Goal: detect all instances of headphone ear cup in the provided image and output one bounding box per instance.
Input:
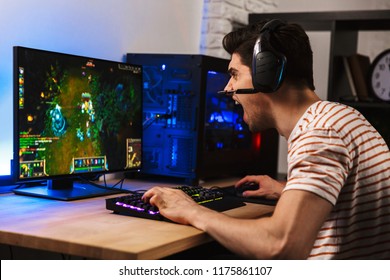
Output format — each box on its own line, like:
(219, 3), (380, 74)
(252, 49), (286, 93)
(252, 19), (287, 93)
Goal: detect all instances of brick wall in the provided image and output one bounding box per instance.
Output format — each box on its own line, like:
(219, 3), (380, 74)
(200, 0), (278, 58)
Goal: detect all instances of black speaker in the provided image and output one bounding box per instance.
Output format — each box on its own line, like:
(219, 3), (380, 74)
(252, 19), (287, 93)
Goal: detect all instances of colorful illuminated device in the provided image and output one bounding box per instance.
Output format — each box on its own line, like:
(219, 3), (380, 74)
(13, 47), (143, 200)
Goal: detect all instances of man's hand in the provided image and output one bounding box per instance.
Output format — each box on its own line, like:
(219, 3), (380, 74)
(235, 175), (286, 200)
(142, 187), (202, 225)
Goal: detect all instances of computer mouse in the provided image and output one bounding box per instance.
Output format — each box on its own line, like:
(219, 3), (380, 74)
(235, 182), (259, 197)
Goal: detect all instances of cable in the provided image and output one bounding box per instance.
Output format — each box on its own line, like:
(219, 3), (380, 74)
(143, 113), (172, 130)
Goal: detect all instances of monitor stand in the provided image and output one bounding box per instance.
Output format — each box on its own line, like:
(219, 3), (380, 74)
(13, 178), (122, 201)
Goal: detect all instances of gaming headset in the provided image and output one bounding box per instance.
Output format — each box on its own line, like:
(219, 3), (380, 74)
(252, 19), (287, 93)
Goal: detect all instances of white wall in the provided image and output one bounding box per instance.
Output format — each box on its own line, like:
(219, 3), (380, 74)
(201, 0), (277, 58)
(0, 0), (203, 175)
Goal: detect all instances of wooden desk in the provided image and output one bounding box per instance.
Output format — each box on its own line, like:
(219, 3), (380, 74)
(0, 178), (274, 259)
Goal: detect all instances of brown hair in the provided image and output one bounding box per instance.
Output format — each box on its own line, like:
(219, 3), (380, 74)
(222, 19), (315, 90)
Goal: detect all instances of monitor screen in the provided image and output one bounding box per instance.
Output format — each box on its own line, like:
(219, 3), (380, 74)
(13, 46), (143, 200)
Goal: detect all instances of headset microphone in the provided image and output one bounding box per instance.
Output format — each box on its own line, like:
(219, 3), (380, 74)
(217, 88), (258, 96)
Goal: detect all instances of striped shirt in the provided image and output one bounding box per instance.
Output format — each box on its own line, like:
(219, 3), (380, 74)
(284, 101), (390, 259)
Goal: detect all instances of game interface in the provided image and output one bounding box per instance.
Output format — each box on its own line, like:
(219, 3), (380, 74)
(16, 47), (143, 179)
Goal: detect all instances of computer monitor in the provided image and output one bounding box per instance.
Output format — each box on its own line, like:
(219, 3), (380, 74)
(13, 46), (143, 200)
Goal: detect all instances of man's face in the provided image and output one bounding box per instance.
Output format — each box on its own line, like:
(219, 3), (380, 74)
(224, 53), (273, 132)
(224, 53), (253, 92)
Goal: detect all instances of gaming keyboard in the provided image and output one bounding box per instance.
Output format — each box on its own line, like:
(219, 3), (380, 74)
(105, 185), (245, 222)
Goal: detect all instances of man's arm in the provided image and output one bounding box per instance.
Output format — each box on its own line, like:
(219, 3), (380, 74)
(143, 187), (333, 259)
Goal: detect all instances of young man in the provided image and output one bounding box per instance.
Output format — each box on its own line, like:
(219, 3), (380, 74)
(143, 20), (390, 259)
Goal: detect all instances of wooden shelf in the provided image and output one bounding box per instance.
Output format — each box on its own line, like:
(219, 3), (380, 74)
(249, 10), (390, 31)
(341, 101), (390, 109)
